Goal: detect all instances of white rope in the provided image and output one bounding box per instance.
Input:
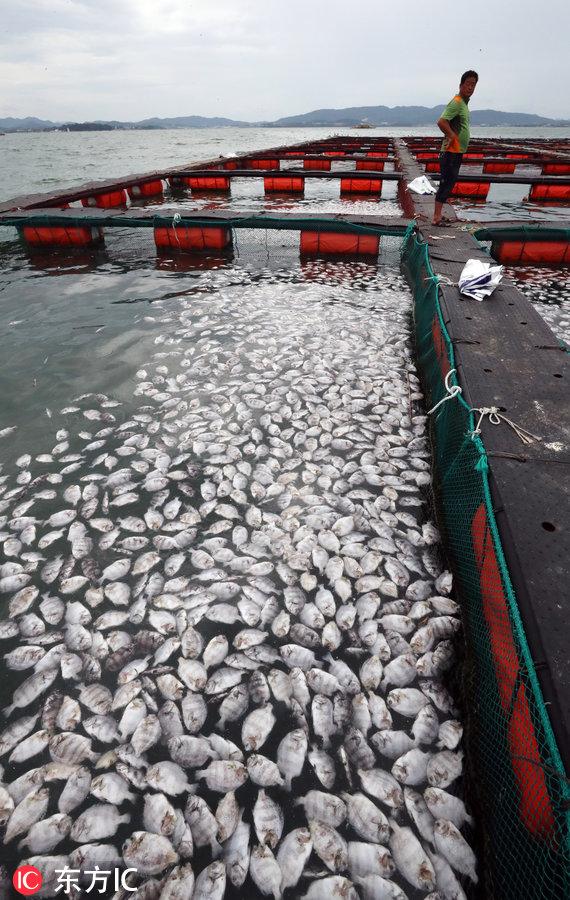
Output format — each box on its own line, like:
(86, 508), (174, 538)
(422, 274), (455, 286)
(427, 368), (462, 415)
(172, 213), (182, 248)
(470, 406), (541, 445)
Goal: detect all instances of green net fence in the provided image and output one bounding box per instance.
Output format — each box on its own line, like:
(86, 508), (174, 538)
(473, 224), (570, 244)
(401, 229), (570, 899)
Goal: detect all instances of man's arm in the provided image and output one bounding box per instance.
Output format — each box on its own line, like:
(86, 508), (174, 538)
(437, 117), (457, 150)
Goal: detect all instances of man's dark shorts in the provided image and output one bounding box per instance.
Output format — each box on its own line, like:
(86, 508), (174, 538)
(435, 151), (463, 204)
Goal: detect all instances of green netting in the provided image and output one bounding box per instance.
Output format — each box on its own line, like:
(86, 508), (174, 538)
(473, 224), (570, 243)
(3, 212), (412, 240)
(401, 229), (570, 899)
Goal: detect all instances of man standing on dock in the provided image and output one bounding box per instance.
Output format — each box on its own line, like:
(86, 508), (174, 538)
(432, 71), (479, 225)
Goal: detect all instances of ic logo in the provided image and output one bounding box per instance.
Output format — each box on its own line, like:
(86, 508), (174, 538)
(12, 866), (43, 896)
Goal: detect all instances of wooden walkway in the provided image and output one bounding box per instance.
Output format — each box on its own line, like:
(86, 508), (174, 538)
(395, 137), (570, 766)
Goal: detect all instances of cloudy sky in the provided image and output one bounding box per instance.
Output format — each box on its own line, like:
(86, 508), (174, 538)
(2, 0), (569, 122)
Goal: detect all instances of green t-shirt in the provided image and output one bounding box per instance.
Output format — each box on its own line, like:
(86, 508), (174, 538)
(440, 94), (470, 153)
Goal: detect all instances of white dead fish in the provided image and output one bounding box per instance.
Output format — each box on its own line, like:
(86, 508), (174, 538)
(389, 820), (436, 890)
(277, 827), (313, 891)
(123, 831), (179, 875)
(434, 818), (478, 882)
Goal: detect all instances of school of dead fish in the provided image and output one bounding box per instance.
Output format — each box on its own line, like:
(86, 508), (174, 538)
(0, 268), (478, 898)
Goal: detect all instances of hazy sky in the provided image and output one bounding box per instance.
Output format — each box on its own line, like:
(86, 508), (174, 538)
(2, 0), (569, 122)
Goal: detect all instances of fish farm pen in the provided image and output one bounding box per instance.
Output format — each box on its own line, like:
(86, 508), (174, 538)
(0, 133), (568, 899)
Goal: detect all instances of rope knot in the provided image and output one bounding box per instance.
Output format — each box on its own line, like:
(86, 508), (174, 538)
(470, 406), (541, 445)
(427, 369), (463, 416)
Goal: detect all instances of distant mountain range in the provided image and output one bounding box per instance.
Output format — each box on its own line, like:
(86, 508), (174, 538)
(2, 106), (569, 132)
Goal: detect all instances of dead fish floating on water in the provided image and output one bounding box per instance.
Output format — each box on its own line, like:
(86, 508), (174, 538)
(0, 270), (476, 896)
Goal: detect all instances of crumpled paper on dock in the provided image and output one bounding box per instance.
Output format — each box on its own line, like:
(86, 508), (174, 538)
(458, 258), (504, 301)
(407, 175), (437, 194)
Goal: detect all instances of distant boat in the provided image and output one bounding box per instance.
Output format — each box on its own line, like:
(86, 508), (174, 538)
(354, 122), (373, 129)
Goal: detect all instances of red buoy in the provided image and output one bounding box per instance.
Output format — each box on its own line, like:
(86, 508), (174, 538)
(492, 240), (570, 266)
(542, 163), (570, 175)
(300, 230), (379, 256)
(483, 162), (516, 174)
(451, 181), (490, 198)
(154, 225), (232, 251)
(247, 159), (280, 170)
(340, 178), (382, 195)
(186, 177), (230, 191)
(356, 160), (384, 171)
(127, 181), (163, 199)
(529, 183), (570, 202)
(303, 159), (331, 170)
(21, 226), (103, 247)
(81, 190), (127, 208)
(264, 177), (304, 193)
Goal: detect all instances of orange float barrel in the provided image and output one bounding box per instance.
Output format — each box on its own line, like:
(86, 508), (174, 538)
(356, 160), (384, 171)
(529, 183), (570, 202)
(340, 178), (382, 195)
(542, 163), (570, 175)
(300, 230), (379, 256)
(127, 180), (163, 199)
(223, 160), (239, 170)
(451, 181), (490, 198)
(366, 151), (388, 159)
(304, 159), (331, 170)
(21, 225), (103, 247)
(324, 151), (345, 157)
(81, 190), (127, 208)
(185, 176), (230, 191)
(425, 161), (440, 173)
(264, 176), (304, 194)
(417, 152), (439, 160)
(154, 225), (232, 252)
(483, 162), (516, 174)
(464, 152), (485, 159)
(247, 159), (280, 170)
(491, 240), (570, 266)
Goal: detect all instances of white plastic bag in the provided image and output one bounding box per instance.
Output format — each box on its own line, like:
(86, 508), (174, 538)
(407, 175), (437, 195)
(458, 258), (504, 301)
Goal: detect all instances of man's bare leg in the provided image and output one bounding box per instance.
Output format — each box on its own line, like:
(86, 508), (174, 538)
(432, 200), (444, 225)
